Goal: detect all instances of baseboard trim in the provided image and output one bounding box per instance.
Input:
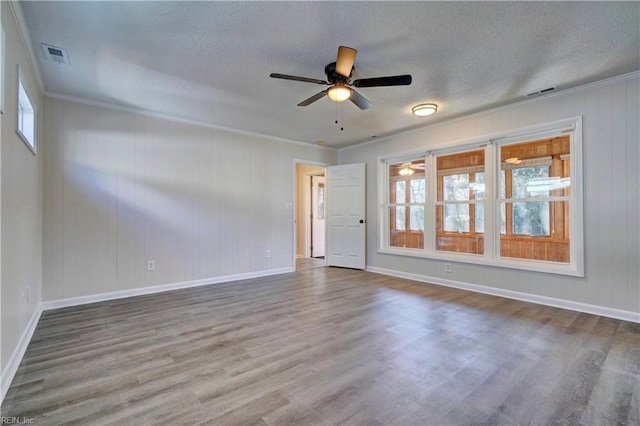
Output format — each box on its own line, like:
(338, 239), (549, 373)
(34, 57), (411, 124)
(2, 267), (294, 406)
(1, 305), (43, 403)
(41, 267), (295, 311)
(366, 266), (640, 323)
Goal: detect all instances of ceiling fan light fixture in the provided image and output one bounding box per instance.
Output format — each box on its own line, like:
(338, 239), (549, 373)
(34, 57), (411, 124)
(399, 163), (415, 176)
(327, 85), (352, 102)
(412, 103), (438, 117)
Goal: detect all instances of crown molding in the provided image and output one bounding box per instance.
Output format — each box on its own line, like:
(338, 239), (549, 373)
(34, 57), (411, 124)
(45, 91), (337, 152)
(8, 1), (44, 93)
(339, 70), (640, 153)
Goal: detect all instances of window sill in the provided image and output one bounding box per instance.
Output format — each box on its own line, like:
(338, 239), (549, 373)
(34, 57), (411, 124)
(377, 247), (583, 277)
(16, 130), (37, 155)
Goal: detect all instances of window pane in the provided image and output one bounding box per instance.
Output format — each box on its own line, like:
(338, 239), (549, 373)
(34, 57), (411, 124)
(475, 203), (484, 233)
(500, 202), (506, 234)
(395, 181), (405, 204)
(472, 172), (485, 200)
(388, 159), (425, 251)
(395, 206), (405, 230)
(390, 159), (425, 178)
(512, 166), (550, 198)
(501, 201), (569, 263)
(436, 150), (484, 255)
(17, 80), (36, 150)
(513, 201), (550, 236)
(317, 185), (325, 219)
(443, 204), (469, 232)
(410, 179), (425, 203)
(443, 174), (469, 201)
(390, 208), (423, 249)
(410, 206), (424, 231)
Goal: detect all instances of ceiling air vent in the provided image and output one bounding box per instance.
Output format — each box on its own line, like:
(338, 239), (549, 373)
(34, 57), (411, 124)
(41, 43), (70, 65)
(526, 86), (556, 98)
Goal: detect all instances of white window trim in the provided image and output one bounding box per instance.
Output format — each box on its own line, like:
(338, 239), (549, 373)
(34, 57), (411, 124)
(16, 66), (37, 154)
(377, 116), (584, 277)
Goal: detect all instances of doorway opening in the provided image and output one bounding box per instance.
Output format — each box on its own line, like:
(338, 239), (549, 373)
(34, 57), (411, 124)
(295, 162), (327, 270)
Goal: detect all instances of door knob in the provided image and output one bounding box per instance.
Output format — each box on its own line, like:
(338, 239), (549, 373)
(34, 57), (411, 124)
(359, 219), (366, 224)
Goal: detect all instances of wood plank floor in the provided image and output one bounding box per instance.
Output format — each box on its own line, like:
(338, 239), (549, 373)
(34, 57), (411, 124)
(2, 266), (639, 425)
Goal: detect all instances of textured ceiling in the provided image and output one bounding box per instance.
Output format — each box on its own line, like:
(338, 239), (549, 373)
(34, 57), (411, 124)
(20, 1), (640, 148)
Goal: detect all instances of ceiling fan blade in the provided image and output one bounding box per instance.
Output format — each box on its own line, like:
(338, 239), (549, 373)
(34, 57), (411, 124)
(352, 74), (412, 88)
(335, 46), (357, 78)
(270, 73), (328, 85)
(297, 90), (328, 106)
(349, 89), (371, 110)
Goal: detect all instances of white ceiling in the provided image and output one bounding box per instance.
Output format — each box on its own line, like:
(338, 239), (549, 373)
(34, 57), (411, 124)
(20, 1), (640, 149)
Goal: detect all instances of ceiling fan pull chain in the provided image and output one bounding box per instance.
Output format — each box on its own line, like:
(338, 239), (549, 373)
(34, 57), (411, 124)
(341, 103), (344, 131)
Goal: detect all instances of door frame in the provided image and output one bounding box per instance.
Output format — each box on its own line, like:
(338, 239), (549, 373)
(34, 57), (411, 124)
(293, 159), (330, 270)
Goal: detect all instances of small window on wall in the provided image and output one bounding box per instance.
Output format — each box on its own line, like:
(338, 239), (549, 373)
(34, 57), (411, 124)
(498, 136), (571, 263)
(436, 149), (485, 254)
(16, 67), (36, 154)
(388, 158), (426, 249)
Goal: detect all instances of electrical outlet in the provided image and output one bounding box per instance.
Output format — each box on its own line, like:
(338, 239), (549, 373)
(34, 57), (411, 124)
(445, 263), (452, 273)
(146, 260), (155, 271)
(265, 250), (271, 258)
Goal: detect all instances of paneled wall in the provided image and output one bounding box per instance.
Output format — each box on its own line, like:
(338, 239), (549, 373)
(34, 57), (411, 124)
(1, 3), (43, 386)
(42, 98), (336, 301)
(339, 75), (639, 315)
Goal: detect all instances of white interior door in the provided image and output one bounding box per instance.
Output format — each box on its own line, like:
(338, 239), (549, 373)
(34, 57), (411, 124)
(326, 163), (366, 269)
(311, 175), (326, 258)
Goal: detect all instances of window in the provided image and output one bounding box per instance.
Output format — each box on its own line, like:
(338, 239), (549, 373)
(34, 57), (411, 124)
(317, 183), (325, 220)
(16, 68), (36, 153)
(436, 149), (485, 254)
(388, 159), (426, 249)
(378, 117), (583, 276)
(499, 137), (571, 263)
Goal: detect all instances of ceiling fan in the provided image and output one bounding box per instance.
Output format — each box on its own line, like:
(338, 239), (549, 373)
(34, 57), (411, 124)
(270, 46), (412, 110)
(397, 160), (425, 176)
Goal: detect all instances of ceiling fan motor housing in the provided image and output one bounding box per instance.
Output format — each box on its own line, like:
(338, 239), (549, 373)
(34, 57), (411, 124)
(325, 62), (353, 84)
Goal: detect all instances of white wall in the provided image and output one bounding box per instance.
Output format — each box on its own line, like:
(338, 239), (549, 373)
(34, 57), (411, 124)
(339, 74), (639, 317)
(41, 98), (336, 301)
(1, 2), (43, 392)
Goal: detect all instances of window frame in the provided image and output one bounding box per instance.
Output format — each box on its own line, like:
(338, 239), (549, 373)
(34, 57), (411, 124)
(435, 148), (486, 255)
(16, 66), (37, 154)
(377, 117), (583, 277)
(381, 153), (428, 252)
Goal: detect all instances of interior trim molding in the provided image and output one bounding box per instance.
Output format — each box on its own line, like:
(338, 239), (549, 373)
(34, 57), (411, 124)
(1, 305), (43, 404)
(43, 93), (337, 153)
(366, 266), (640, 324)
(8, 1), (44, 92)
(41, 267), (295, 311)
(339, 70), (640, 153)
(1, 266), (294, 405)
